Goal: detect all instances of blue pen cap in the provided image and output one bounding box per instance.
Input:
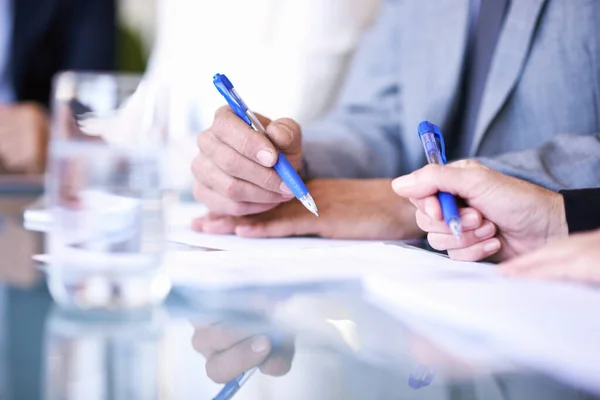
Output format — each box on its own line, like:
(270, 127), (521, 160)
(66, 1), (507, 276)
(417, 120), (447, 164)
(213, 73), (252, 125)
(417, 120), (443, 138)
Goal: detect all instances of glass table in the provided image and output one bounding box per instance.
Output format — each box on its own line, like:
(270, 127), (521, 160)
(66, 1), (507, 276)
(0, 191), (598, 400)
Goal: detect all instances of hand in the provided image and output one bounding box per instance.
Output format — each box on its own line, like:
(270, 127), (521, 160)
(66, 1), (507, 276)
(192, 107), (302, 216)
(391, 160), (568, 262)
(0, 103), (49, 173)
(191, 323), (295, 384)
(192, 179), (424, 240)
(500, 229), (600, 284)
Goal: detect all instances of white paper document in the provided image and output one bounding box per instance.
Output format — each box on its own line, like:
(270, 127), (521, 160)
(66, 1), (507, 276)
(168, 228), (380, 251)
(365, 276), (600, 394)
(165, 243), (495, 288)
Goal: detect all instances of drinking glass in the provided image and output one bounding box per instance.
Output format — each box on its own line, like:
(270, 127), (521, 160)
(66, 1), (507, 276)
(45, 72), (171, 310)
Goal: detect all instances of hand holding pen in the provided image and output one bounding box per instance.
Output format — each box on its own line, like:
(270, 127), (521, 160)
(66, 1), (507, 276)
(191, 74), (317, 217)
(191, 324), (295, 400)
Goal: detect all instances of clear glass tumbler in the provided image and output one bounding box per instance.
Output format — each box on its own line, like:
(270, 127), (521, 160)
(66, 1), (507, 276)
(45, 72), (171, 310)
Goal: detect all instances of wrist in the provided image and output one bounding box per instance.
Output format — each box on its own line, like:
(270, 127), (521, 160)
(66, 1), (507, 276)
(547, 191), (569, 240)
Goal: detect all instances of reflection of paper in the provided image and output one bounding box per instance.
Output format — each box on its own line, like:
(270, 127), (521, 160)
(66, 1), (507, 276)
(365, 277), (600, 395)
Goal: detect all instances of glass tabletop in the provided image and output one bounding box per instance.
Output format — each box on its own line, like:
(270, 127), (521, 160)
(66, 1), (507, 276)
(0, 193), (598, 400)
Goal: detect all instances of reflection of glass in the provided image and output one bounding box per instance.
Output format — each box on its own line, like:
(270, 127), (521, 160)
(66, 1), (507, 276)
(43, 307), (168, 400)
(45, 72), (171, 310)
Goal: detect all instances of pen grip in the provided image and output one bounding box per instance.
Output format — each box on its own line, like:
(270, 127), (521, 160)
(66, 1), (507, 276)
(437, 192), (460, 224)
(273, 153), (308, 199)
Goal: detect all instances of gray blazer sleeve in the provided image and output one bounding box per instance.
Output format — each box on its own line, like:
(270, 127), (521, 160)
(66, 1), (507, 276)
(478, 133), (600, 191)
(301, 1), (406, 180)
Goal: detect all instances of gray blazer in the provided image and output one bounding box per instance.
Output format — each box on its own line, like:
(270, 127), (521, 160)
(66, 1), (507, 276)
(302, 0), (600, 190)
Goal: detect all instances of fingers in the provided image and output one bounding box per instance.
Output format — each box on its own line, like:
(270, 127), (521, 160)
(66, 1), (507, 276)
(193, 181), (280, 216)
(414, 196), (443, 221)
(194, 109), (304, 217)
(192, 324), (248, 359)
(446, 238), (502, 262)
(392, 161), (489, 200)
(234, 202), (317, 238)
(210, 107), (278, 167)
(259, 342), (295, 377)
(266, 118), (302, 158)
(192, 147), (292, 203)
(427, 220), (496, 250)
(416, 208), (483, 234)
(192, 213), (240, 235)
(207, 335), (272, 384)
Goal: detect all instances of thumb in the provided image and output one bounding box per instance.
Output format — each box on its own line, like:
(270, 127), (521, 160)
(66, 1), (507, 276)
(392, 163), (489, 200)
(266, 118), (302, 167)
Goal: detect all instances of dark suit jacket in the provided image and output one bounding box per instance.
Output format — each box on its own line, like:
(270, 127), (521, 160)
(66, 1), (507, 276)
(561, 189), (600, 234)
(10, 0), (116, 107)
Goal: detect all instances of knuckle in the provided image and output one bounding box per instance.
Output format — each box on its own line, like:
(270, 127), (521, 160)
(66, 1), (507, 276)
(196, 131), (209, 149)
(213, 105), (230, 121)
(237, 133), (254, 155)
(262, 170), (283, 191)
(219, 151), (241, 174)
(223, 178), (243, 199)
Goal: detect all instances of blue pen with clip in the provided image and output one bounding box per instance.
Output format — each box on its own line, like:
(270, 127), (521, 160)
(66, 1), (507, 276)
(213, 73), (319, 216)
(213, 367), (258, 400)
(417, 121), (463, 237)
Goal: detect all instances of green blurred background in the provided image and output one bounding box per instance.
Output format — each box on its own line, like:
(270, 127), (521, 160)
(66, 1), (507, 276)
(117, 0), (155, 73)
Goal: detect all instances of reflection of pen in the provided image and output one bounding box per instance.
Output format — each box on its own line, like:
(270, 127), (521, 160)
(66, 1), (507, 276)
(417, 121), (462, 238)
(409, 364), (436, 389)
(213, 73), (319, 216)
(212, 367), (258, 400)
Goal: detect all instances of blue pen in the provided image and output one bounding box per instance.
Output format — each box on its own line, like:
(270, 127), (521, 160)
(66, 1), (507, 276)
(213, 74), (319, 216)
(212, 367), (258, 400)
(417, 121), (463, 237)
(409, 364), (436, 389)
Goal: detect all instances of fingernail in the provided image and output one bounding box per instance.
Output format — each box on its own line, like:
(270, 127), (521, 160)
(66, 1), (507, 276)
(462, 212), (480, 229)
(279, 182), (293, 195)
(475, 223), (495, 238)
(251, 336), (270, 354)
(273, 122), (294, 142)
(392, 174), (416, 191)
(484, 239), (501, 253)
(257, 150), (275, 167)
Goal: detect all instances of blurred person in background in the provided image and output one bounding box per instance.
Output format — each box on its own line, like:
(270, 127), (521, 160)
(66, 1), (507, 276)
(0, 0), (116, 174)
